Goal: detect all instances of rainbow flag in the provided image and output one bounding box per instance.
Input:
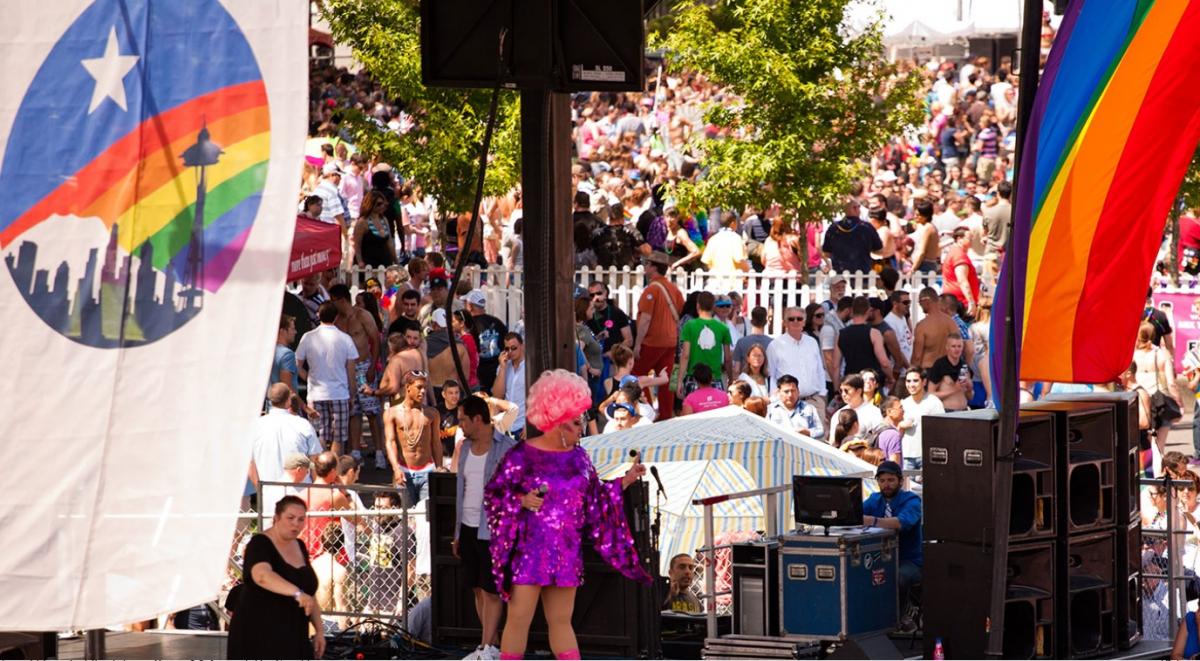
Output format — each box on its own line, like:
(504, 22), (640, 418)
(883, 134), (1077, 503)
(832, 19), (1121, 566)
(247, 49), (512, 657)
(994, 0), (1200, 386)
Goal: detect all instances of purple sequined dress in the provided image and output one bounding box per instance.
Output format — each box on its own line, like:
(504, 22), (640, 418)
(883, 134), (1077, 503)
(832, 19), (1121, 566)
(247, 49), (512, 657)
(485, 443), (652, 600)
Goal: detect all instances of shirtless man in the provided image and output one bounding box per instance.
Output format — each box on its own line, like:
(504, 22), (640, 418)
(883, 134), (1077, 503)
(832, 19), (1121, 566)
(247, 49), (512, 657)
(910, 199), (940, 273)
(911, 287), (960, 369)
(328, 284), (381, 459)
(384, 371), (444, 508)
(372, 323), (427, 404)
(426, 309), (470, 406)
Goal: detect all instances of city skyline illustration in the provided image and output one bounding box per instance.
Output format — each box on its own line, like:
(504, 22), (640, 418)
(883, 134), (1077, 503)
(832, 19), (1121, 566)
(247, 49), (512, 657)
(6, 226), (204, 348)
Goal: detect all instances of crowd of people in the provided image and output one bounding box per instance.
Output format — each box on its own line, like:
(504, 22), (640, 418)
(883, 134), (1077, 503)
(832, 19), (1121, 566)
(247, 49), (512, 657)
(222, 33), (1200, 656)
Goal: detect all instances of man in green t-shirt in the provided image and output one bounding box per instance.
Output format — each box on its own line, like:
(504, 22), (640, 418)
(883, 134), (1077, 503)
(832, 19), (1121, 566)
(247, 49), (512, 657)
(678, 291), (732, 398)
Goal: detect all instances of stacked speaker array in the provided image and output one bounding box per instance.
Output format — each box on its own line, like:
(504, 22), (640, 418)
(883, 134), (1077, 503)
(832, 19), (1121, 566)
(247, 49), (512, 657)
(922, 393), (1141, 659)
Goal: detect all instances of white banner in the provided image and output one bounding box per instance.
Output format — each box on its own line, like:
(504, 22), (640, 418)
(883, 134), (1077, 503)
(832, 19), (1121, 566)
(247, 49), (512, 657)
(0, 0), (306, 629)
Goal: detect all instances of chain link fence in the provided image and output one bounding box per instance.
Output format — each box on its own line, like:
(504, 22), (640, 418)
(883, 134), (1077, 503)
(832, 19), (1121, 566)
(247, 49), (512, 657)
(239, 482), (431, 631)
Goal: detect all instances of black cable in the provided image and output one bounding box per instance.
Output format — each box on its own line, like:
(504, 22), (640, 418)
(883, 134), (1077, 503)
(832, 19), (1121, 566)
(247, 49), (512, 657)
(444, 28), (508, 392)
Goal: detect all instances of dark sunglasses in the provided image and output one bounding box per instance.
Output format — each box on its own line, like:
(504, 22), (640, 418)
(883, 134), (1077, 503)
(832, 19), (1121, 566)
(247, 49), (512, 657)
(813, 313), (825, 318)
(786, 316), (804, 322)
(504, 345), (520, 351)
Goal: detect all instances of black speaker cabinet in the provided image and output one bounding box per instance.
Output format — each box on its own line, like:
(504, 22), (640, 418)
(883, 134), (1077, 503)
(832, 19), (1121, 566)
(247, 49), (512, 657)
(1059, 530), (1117, 658)
(1115, 521), (1143, 650)
(429, 472), (660, 657)
(731, 540), (780, 637)
(1024, 401), (1117, 535)
(923, 540), (1056, 659)
(1046, 392), (1141, 526)
(420, 0), (646, 91)
(0, 634), (43, 660)
(923, 410), (1057, 545)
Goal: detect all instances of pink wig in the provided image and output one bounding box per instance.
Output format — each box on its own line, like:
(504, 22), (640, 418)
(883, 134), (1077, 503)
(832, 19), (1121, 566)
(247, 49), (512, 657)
(526, 369), (592, 431)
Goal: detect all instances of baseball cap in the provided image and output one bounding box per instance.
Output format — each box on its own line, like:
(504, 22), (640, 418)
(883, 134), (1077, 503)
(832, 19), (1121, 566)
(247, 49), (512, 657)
(715, 298), (733, 308)
(828, 274), (847, 287)
(429, 275), (448, 289)
(875, 461), (903, 478)
(461, 288), (487, 307)
(606, 402), (637, 418)
(646, 251), (671, 267)
(618, 375), (640, 389)
(321, 162), (343, 176)
(431, 308), (448, 328)
(283, 453), (311, 470)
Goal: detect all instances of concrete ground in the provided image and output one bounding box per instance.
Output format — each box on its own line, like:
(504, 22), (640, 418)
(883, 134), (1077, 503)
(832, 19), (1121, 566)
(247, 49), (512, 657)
(1165, 404), (1197, 458)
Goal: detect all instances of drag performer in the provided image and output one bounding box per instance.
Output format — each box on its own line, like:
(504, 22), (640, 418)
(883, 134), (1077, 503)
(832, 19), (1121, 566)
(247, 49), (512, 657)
(485, 369), (651, 660)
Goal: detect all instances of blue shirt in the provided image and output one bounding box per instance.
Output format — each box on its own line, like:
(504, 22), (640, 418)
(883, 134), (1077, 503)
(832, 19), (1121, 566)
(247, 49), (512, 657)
(270, 344), (299, 392)
(767, 401), (825, 439)
(863, 489), (923, 567)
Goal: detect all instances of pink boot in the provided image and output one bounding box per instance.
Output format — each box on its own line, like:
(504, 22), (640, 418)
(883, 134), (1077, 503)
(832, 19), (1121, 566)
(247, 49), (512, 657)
(499, 653), (523, 660)
(556, 650), (582, 660)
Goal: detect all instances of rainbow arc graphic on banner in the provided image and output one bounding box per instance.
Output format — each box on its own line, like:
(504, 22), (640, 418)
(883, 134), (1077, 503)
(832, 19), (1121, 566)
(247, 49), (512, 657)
(0, 0), (270, 348)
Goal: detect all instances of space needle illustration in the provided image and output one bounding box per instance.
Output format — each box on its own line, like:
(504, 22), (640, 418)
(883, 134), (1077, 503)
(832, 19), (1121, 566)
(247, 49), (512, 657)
(178, 120), (223, 312)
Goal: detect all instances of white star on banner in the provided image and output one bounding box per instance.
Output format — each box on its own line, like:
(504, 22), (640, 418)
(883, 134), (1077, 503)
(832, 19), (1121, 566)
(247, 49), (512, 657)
(81, 27), (139, 114)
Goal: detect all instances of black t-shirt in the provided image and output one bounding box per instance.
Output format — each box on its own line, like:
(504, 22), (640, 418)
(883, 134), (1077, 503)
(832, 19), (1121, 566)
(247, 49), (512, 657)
(573, 210), (602, 238)
(591, 224), (645, 269)
(437, 404), (460, 460)
(822, 218), (882, 273)
(586, 302), (633, 353)
(1143, 306), (1172, 346)
(473, 313), (508, 362)
(929, 355), (971, 386)
(838, 324), (880, 375)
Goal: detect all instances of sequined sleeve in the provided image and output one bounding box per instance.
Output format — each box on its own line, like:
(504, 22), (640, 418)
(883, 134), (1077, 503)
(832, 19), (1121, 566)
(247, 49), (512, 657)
(584, 462), (653, 585)
(484, 444), (529, 601)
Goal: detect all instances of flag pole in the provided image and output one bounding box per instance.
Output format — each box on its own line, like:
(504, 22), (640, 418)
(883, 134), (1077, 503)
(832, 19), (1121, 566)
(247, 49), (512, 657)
(984, 0), (1045, 656)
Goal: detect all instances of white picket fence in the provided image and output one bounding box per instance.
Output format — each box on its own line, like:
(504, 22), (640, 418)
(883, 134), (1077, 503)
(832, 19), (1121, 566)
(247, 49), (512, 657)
(345, 265), (970, 336)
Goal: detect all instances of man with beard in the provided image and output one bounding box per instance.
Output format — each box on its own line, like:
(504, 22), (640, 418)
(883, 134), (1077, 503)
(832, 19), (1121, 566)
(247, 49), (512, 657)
(662, 554), (701, 614)
(862, 461), (923, 631)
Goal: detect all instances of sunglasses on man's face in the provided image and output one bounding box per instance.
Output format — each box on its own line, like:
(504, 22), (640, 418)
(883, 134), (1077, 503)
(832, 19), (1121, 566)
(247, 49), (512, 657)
(787, 316), (804, 322)
(504, 345), (520, 352)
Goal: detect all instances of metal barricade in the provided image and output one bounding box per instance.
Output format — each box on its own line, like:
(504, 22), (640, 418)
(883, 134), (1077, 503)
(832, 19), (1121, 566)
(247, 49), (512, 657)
(692, 484), (792, 640)
(1139, 475), (1194, 642)
(247, 481), (428, 630)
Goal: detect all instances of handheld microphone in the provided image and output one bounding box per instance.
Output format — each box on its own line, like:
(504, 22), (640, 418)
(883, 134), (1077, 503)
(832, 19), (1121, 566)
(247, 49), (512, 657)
(534, 483), (549, 497)
(629, 449), (640, 462)
(649, 465), (667, 498)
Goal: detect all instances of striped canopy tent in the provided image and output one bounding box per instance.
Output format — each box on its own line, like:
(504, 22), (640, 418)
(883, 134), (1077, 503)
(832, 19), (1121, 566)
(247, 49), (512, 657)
(600, 459), (762, 575)
(584, 407), (876, 533)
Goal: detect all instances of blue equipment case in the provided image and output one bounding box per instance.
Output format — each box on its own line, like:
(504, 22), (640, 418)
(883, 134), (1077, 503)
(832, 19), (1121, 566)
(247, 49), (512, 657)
(779, 528), (899, 640)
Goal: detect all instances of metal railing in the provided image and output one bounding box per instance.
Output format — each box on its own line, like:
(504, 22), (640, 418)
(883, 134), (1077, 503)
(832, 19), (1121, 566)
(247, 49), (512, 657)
(692, 484), (793, 640)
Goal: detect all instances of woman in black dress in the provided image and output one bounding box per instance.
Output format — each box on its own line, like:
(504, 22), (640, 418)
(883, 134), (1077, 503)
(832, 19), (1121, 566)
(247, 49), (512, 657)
(228, 495), (325, 659)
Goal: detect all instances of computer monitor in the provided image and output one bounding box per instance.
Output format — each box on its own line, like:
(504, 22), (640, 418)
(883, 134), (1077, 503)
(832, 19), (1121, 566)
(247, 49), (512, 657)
(793, 475), (863, 534)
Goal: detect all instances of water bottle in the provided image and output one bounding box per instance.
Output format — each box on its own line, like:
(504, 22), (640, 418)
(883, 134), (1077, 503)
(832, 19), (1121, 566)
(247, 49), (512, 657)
(933, 638), (945, 660)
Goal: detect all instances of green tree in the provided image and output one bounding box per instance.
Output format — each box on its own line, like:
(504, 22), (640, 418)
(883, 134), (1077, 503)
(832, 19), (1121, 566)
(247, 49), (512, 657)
(652, 0), (923, 224)
(1167, 146), (1200, 283)
(319, 0), (521, 213)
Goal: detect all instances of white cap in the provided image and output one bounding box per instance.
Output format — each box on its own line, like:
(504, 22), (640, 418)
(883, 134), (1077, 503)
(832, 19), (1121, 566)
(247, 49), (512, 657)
(322, 162), (342, 176)
(431, 308), (448, 328)
(461, 288), (487, 307)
